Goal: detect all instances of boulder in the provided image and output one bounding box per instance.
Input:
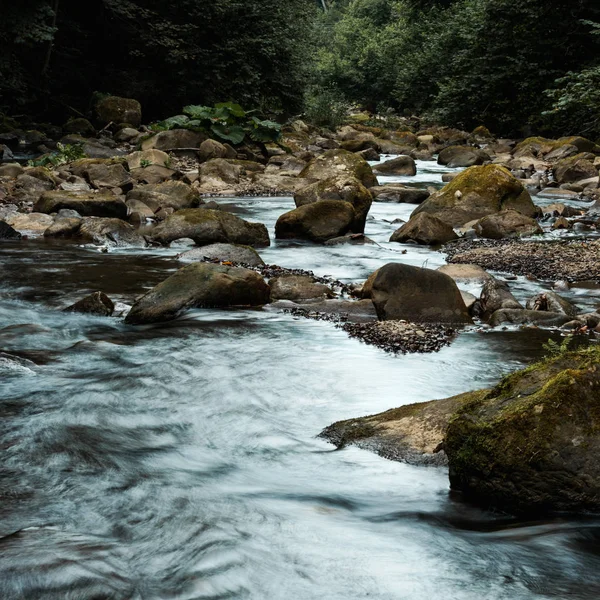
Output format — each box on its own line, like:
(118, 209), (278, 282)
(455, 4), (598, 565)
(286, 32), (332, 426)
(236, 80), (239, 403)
(525, 291), (579, 318)
(275, 200), (356, 243)
(437, 264), (493, 284)
(125, 263), (270, 324)
(149, 208), (270, 247)
(130, 164), (176, 185)
(178, 243), (265, 267)
(0, 221), (21, 240)
(198, 139), (228, 162)
(372, 155), (417, 176)
(489, 308), (575, 327)
(437, 146), (490, 168)
(371, 185), (429, 204)
(369, 263), (472, 323)
(64, 291), (114, 317)
(64, 118), (96, 136)
(78, 217), (146, 246)
(299, 149), (377, 188)
(85, 163), (133, 190)
(553, 154), (598, 184)
(4, 212), (54, 235)
(0, 163), (24, 178)
(294, 176), (372, 232)
(44, 217), (82, 238)
(479, 279), (523, 319)
(198, 158), (242, 191)
(474, 210), (542, 239)
(445, 347), (600, 514)
(141, 129), (206, 151)
(126, 149), (170, 170)
(96, 96), (142, 127)
(269, 275), (334, 302)
(412, 165), (536, 227)
(390, 212), (458, 245)
(34, 191), (127, 219)
(127, 180), (200, 211)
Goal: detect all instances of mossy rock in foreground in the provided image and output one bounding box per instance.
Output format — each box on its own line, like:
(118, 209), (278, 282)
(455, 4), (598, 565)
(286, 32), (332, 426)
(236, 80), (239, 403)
(446, 346), (600, 515)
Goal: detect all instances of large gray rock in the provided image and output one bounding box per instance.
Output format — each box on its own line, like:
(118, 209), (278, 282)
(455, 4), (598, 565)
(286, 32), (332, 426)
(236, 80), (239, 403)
(371, 185), (430, 204)
(127, 180), (200, 211)
(141, 129), (206, 151)
(125, 263), (270, 324)
(369, 263), (472, 323)
(412, 165), (536, 227)
(35, 191), (127, 219)
(178, 243), (265, 267)
(64, 292), (114, 317)
(149, 208), (270, 247)
(294, 175), (372, 232)
(489, 308), (574, 327)
(553, 154), (598, 184)
(474, 210), (542, 239)
(275, 200), (356, 243)
(525, 291), (579, 318)
(299, 149), (377, 188)
(372, 155), (417, 176)
(78, 217), (146, 246)
(437, 145), (490, 168)
(480, 279), (522, 319)
(269, 275), (334, 302)
(390, 212), (458, 245)
(85, 163), (133, 190)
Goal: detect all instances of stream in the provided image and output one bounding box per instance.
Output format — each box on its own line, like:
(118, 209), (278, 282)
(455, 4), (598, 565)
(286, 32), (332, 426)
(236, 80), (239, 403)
(1, 160), (600, 599)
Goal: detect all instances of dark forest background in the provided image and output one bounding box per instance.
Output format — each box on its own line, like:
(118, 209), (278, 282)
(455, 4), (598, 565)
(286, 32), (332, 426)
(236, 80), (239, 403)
(2, 0), (600, 136)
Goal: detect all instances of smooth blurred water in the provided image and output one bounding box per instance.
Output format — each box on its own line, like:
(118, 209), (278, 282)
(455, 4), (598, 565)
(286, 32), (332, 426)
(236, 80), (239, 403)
(1, 162), (600, 599)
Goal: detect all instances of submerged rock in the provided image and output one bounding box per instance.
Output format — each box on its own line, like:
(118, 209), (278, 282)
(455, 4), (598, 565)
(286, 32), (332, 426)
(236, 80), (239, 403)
(125, 262), (270, 324)
(269, 275), (334, 302)
(446, 347), (600, 514)
(64, 292), (115, 317)
(177, 243), (265, 267)
(372, 155), (416, 176)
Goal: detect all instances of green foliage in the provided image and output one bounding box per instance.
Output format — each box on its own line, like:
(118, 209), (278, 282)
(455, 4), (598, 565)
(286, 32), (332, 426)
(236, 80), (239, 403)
(543, 336), (574, 358)
(304, 86), (349, 130)
(28, 142), (85, 167)
(150, 102), (282, 146)
(139, 158), (152, 168)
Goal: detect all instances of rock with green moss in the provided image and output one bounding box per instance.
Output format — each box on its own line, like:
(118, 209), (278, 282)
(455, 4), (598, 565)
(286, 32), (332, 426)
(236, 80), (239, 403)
(149, 208), (270, 247)
(96, 96), (142, 128)
(299, 149), (377, 189)
(513, 136), (600, 159)
(275, 200), (357, 243)
(553, 153), (598, 184)
(445, 347), (600, 514)
(34, 191), (127, 219)
(294, 175), (372, 232)
(125, 262), (270, 324)
(412, 165), (536, 227)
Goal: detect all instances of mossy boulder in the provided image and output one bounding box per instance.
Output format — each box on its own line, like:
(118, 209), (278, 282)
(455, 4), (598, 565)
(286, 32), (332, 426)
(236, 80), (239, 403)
(125, 263), (270, 324)
(553, 153), (598, 184)
(96, 96), (141, 128)
(412, 165), (536, 227)
(149, 208), (270, 247)
(390, 212), (458, 245)
(34, 191), (127, 219)
(445, 347), (600, 514)
(299, 149), (377, 188)
(294, 175), (373, 232)
(370, 263), (472, 324)
(275, 200), (357, 243)
(513, 136), (600, 159)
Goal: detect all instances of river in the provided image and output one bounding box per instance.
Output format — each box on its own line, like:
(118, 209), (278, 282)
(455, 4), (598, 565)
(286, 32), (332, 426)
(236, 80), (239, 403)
(1, 160), (600, 599)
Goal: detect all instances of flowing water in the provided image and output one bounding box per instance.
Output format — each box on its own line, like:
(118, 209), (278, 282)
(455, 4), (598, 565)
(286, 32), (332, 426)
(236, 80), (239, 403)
(1, 161), (600, 599)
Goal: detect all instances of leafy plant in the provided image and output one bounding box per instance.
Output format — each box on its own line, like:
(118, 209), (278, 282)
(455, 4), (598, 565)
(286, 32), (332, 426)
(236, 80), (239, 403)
(543, 335), (573, 358)
(149, 101), (282, 146)
(139, 158), (152, 168)
(28, 142), (85, 167)
(304, 85), (349, 130)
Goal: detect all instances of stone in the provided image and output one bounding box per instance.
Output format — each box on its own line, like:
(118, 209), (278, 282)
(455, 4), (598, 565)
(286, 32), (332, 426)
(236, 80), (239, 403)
(114, 127), (140, 143)
(525, 291), (579, 318)
(294, 175), (372, 233)
(275, 200), (356, 243)
(0, 221), (21, 240)
(141, 129), (206, 151)
(63, 118), (95, 136)
(371, 185), (430, 204)
(553, 153), (598, 184)
(390, 212), (458, 245)
(269, 275), (334, 302)
(299, 149), (377, 188)
(479, 278), (523, 319)
(372, 155), (417, 176)
(489, 308), (575, 327)
(197, 158), (242, 192)
(177, 243), (265, 267)
(369, 263), (472, 324)
(96, 96), (142, 127)
(437, 145), (490, 168)
(149, 208), (270, 247)
(0, 163), (24, 178)
(126, 180), (200, 211)
(64, 291), (114, 317)
(35, 191), (127, 219)
(474, 210), (542, 239)
(198, 139), (228, 162)
(357, 147), (380, 162)
(78, 217), (146, 247)
(126, 149), (170, 170)
(445, 347), (600, 514)
(412, 165), (537, 227)
(5, 212), (54, 235)
(85, 163), (133, 190)
(437, 264), (493, 283)
(125, 263), (271, 324)
(44, 217), (82, 238)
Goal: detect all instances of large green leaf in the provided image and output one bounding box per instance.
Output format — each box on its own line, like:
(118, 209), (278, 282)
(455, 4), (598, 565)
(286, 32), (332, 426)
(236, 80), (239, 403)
(210, 123), (246, 145)
(183, 105), (215, 121)
(215, 102), (246, 118)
